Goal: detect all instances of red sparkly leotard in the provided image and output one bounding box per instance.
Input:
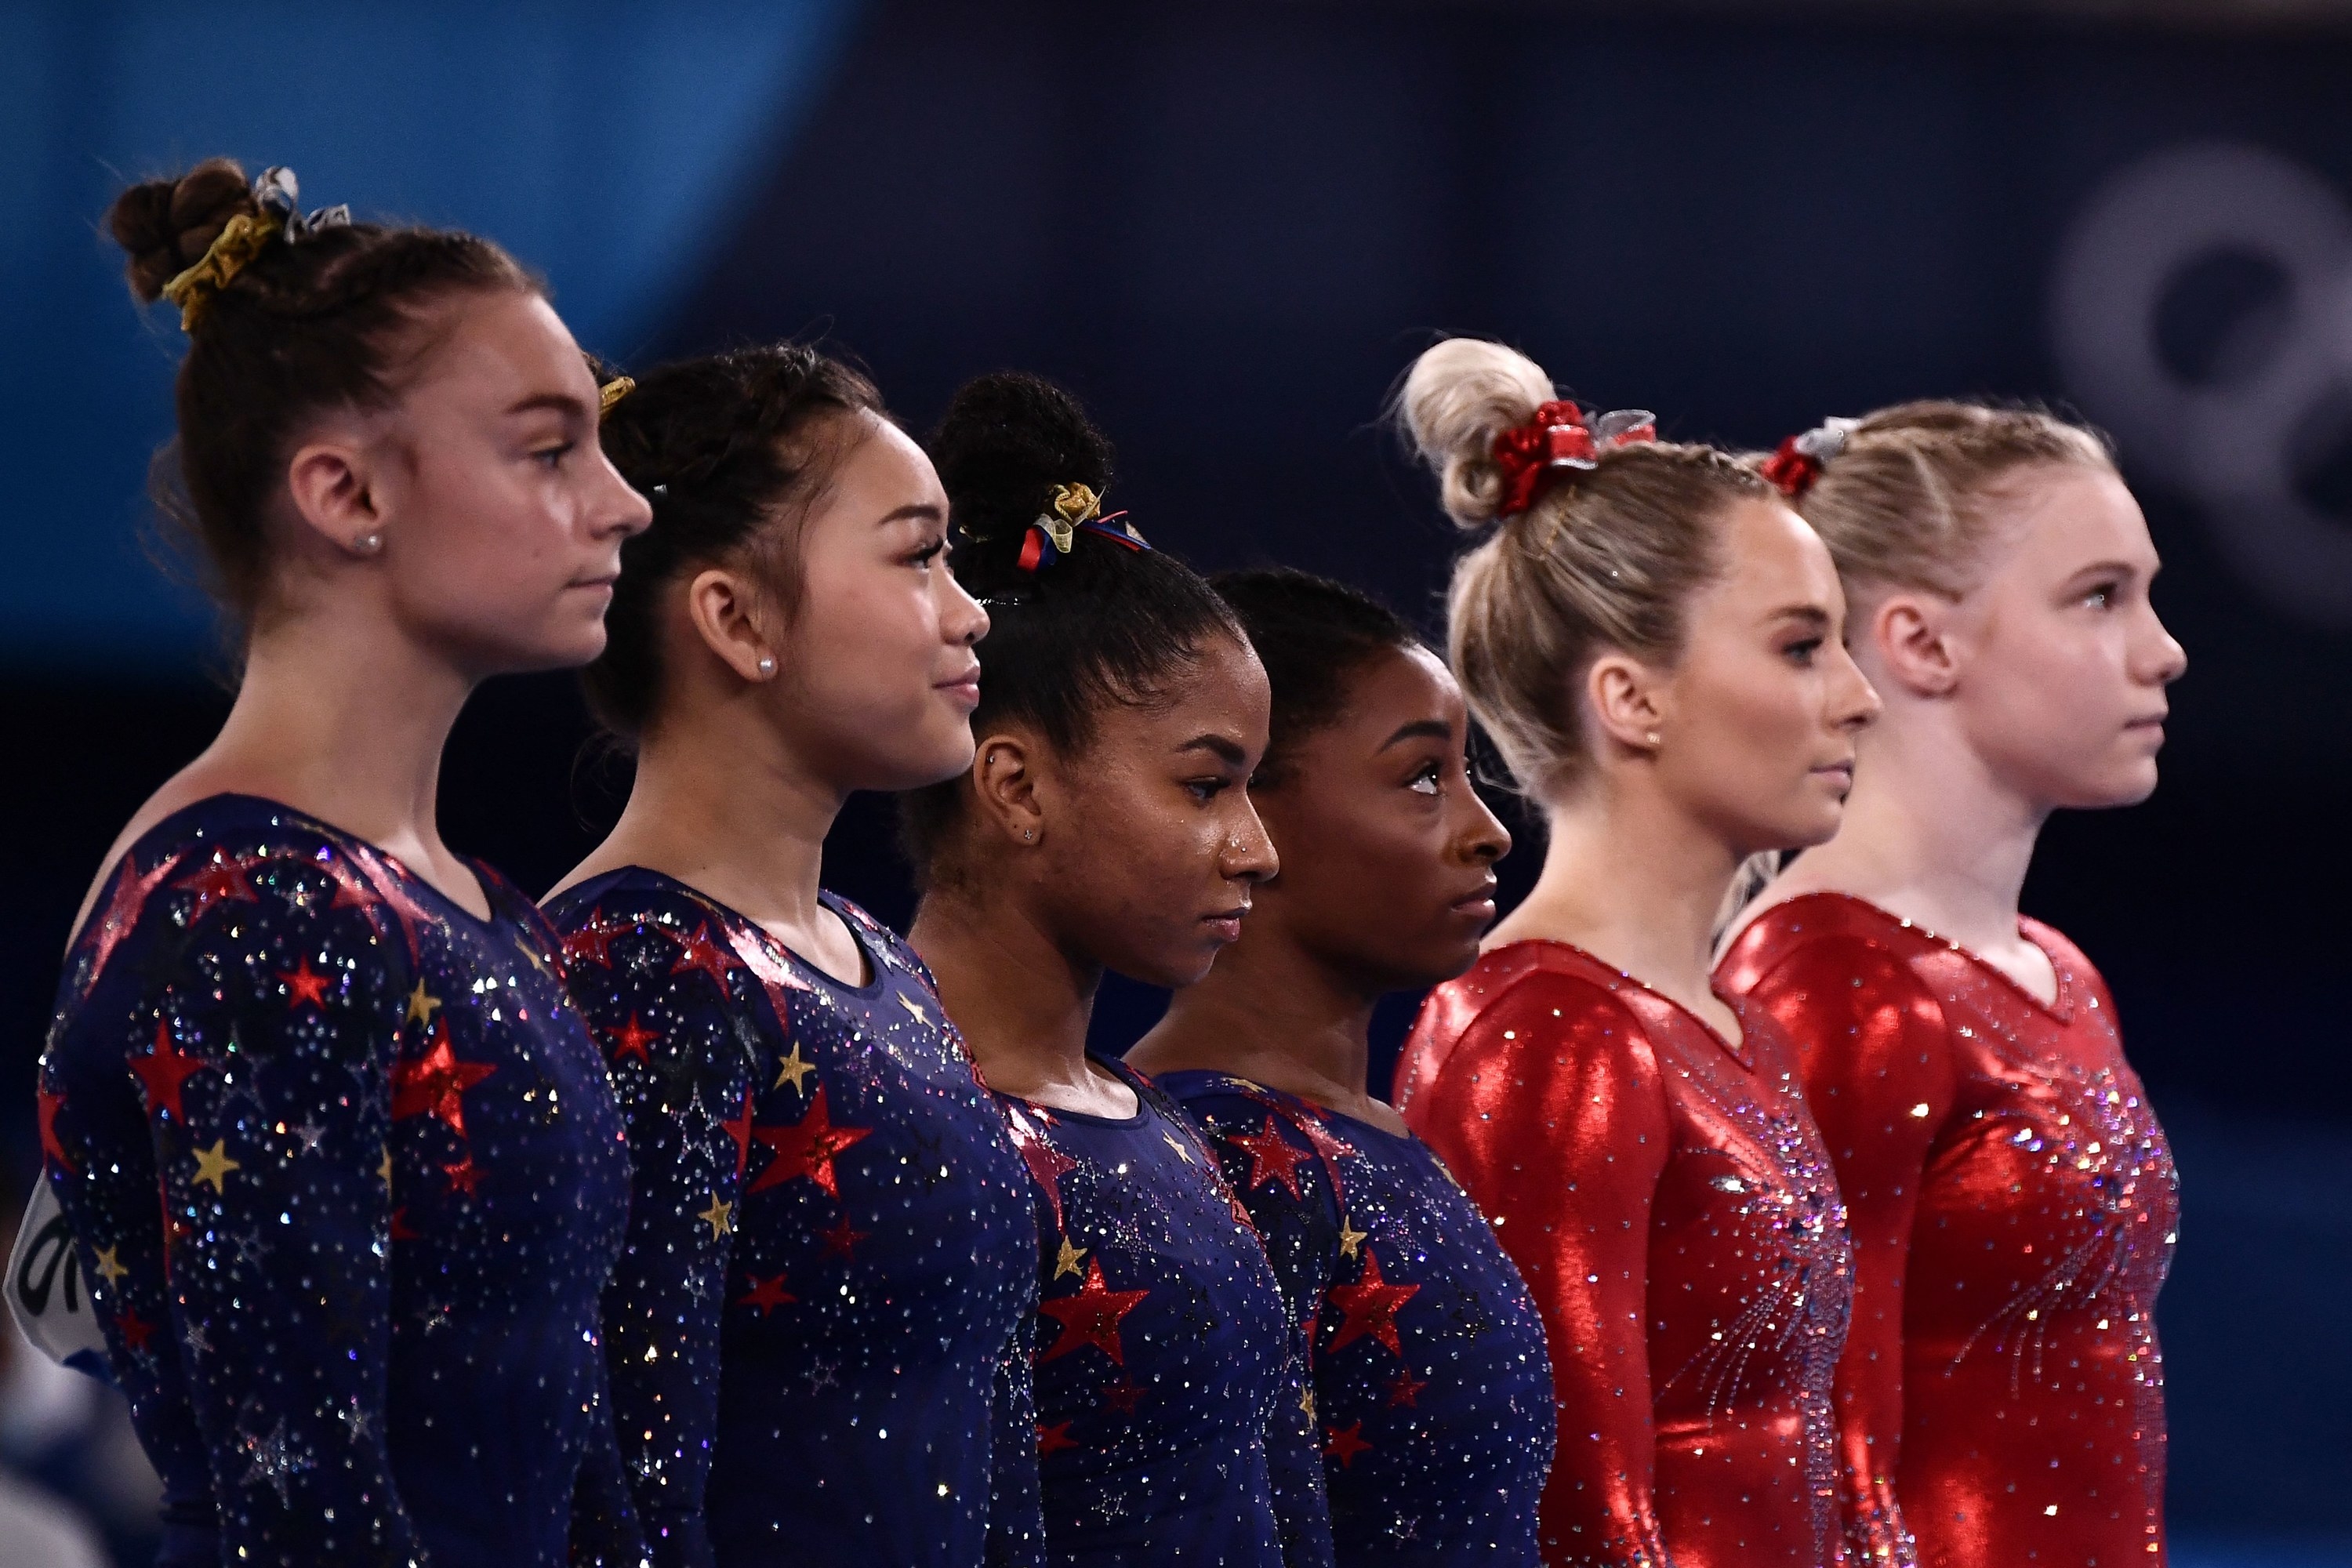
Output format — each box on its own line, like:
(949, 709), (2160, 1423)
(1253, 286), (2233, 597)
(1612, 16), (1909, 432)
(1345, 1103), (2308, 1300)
(1716, 895), (2176, 1568)
(1397, 942), (1880, 1568)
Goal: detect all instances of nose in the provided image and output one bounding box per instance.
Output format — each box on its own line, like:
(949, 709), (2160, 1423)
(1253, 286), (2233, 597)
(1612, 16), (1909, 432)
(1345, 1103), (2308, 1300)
(943, 564), (989, 648)
(1221, 798), (1280, 885)
(1455, 781), (1512, 867)
(597, 452), (654, 539)
(2138, 604), (2187, 688)
(1831, 642), (1882, 733)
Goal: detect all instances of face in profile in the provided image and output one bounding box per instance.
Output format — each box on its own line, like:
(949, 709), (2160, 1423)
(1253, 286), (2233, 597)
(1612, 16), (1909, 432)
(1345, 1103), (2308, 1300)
(1944, 466), (2187, 811)
(368, 289), (652, 673)
(1647, 497), (1882, 855)
(1029, 633), (1279, 989)
(1247, 645), (1509, 994)
(764, 414), (990, 792)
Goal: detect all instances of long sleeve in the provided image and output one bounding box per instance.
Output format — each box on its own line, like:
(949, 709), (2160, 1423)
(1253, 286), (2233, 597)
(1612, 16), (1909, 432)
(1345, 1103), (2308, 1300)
(147, 855), (423, 1566)
(1265, 1342), (1337, 1568)
(1402, 975), (1672, 1568)
(575, 952), (750, 1568)
(1737, 935), (1944, 1567)
(984, 1309), (1046, 1567)
(568, 1350), (649, 1568)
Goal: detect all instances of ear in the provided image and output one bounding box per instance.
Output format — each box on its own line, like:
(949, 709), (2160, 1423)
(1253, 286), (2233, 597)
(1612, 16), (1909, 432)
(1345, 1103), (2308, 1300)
(285, 430), (387, 557)
(968, 729), (1046, 846)
(1584, 650), (1669, 753)
(682, 566), (779, 684)
(1869, 591), (1962, 699)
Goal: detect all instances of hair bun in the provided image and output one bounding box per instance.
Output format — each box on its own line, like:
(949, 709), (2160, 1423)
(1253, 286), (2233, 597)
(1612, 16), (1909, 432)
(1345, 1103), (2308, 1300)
(929, 371), (1116, 580)
(1396, 337), (1556, 532)
(108, 158), (260, 304)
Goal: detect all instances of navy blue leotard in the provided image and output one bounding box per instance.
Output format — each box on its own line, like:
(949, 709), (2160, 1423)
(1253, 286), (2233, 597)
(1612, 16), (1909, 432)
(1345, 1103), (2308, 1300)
(546, 871), (1041, 1568)
(1159, 1072), (1555, 1564)
(38, 794), (639, 1568)
(1000, 1058), (1333, 1566)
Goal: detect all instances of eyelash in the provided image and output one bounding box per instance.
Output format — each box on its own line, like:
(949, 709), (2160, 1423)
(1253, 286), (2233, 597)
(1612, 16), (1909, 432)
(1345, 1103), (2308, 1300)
(535, 442), (575, 470)
(909, 539), (947, 567)
(2085, 583), (2119, 608)
(1785, 637), (1823, 665)
(1408, 762), (1443, 796)
(1186, 778), (1232, 803)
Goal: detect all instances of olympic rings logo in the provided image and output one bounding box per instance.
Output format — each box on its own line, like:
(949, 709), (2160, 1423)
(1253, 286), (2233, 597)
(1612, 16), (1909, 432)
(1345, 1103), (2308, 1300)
(2053, 142), (2352, 626)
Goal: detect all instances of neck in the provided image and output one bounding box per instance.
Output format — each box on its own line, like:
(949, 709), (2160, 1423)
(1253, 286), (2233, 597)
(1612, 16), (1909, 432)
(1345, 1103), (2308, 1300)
(1489, 771), (1737, 1019)
(1134, 923), (1383, 1115)
(201, 612), (474, 851)
(909, 877), (1102, 1102)
(578, 693), (844, 930)
(1774, 702), (2045, 953)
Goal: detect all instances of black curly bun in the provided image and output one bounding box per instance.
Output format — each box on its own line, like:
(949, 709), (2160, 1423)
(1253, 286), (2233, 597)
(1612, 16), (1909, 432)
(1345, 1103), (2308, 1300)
(901, 371), (1243, 873)
(584, 342), (884, 739)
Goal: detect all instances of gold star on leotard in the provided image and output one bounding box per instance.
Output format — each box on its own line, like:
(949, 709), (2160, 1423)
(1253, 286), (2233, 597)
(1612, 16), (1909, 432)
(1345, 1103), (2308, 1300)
(377, 1146), (394, 1192)
(772, 1044), (816, 1094)
(406, 982), (441, 1026)
(1054, 1236), (1088, 1279)
(1301, 1387), (1317, 1421)
(697, 1194), (735, 1239)
(1338, 1216), (1368, 1259)
(93, 1245), (129, 1286)
(191, 1139), (241, 1192)
(896, 993), (929, 1027)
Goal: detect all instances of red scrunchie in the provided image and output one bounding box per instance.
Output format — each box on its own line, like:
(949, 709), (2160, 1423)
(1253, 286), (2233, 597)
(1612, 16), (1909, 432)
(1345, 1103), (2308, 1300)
(1491, 401), (1594, 516)
(1760, 436), (1822, 499)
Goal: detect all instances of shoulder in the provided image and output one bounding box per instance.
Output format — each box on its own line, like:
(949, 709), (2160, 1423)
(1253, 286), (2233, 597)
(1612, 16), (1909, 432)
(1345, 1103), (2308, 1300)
(1414, 944), (1652, 1054)
(1397, 945), (1661, 1118)
(543, 866), (707, 933)
(1719, 892), (1939, 1002)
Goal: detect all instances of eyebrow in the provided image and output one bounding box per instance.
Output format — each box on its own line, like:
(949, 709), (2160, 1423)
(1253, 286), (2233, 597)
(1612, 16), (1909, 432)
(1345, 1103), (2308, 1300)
(1377, 718), (1453, 751)
(877, 503), (947, 528)
(1174, 733), (1249, 766)
(1769, 605), (1833, 630)
(504, 391), (592, 419)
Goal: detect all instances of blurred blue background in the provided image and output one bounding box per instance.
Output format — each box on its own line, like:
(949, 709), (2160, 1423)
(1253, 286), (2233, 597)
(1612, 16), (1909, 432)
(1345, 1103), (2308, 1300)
(4, 2), (2349, 1563)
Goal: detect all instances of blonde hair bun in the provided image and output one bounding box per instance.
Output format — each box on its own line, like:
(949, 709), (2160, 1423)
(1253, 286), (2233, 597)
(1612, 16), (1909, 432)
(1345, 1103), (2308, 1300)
(1396, 338), (1555, 531)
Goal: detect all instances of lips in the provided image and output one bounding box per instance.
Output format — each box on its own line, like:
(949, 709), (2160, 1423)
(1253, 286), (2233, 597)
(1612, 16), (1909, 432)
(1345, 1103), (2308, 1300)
(1450, 877), (1499, 916)
(1202, 905), (1250, 943)
(937, 661), (983, 708)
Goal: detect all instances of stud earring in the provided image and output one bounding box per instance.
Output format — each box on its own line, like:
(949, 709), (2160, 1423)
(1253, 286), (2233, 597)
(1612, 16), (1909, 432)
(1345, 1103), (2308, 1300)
(1646, 730), (1661, 747)
(354, 531), (383, 556)
(756, 656), (776, 677)
(1023, 828), (1035, 841)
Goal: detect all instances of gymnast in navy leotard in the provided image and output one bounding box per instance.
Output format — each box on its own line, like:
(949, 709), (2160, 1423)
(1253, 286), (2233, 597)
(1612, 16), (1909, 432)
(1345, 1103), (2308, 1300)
(902, 373), (1334, 1566)
(1130, 569), (1555, 1564)
(38, 157), (653, 1566)
(545, 344), (1040, 1567)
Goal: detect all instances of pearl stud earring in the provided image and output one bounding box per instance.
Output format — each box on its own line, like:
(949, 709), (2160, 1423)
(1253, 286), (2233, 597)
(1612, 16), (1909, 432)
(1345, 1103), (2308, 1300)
(757, 656), (776, 677)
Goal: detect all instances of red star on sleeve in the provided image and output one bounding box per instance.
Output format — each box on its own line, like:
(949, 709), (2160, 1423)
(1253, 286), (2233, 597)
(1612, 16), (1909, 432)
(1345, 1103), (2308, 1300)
(1036, 1421), (1079, 1456)
(37, 1087), (74, 1174)
(561, 909), (632, 971)
(1326, 1247), (1420, 1357)
(173, 851), (263, 919)
(129, 1022), (207, 1123)
(1038, 1257), (1149, 1366)
(78, 851), (183, 1000)
(1384, 1367), (1429, 1407)
(114, 1306), (156, 1355)
(718, 1087), (755, 1177)
(1323, 1420), (1373, 1468)
(666, 921), (736, 991)
(280, 957), (332, 1011)
(1223, 1115), (1312, 1197)
(441, 1156), (482, 1197)
(819, 1213), (870, 1260)
(748, 1087), (872, 1198)
(736, 1273), (796, 1315)
(390, 1020), (498, 1137)
(607, 1013), (659, 1065)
